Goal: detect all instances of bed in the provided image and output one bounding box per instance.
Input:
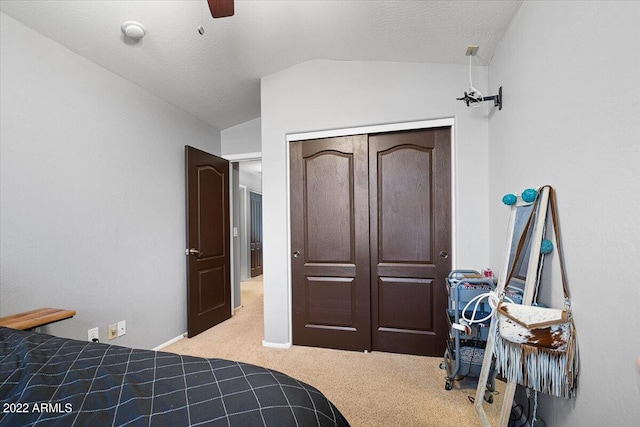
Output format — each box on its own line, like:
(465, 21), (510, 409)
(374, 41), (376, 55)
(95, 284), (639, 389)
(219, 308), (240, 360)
(0, 327), (350, 426)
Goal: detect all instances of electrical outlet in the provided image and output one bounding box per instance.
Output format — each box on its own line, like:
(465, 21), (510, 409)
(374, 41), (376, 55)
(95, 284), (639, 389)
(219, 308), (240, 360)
(117, 320), (126, 337)
(88, 327), (99, 342)
(108, 324), (117, 340)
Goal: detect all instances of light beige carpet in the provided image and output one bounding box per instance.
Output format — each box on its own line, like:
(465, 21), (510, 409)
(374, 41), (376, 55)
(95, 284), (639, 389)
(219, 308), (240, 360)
(164, 276), (502, 426)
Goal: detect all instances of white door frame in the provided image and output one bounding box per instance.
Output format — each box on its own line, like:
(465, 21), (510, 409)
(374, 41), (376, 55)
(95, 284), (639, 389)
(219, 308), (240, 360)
(284, 118), (457, 346)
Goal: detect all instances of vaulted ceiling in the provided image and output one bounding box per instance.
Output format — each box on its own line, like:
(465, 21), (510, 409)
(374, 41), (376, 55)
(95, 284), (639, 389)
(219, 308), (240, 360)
(1, 0), (522, 130)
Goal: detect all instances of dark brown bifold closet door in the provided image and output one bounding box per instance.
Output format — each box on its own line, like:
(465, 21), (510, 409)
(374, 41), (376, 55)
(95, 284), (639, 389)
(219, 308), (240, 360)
(369, 128), (451, 356)
(290, 128), (451, 356)
(290, 135), (371, 351)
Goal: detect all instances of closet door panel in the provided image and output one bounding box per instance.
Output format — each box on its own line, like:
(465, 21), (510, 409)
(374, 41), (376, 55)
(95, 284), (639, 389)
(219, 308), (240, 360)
(370, 128), (451, 356)
(290, 135), (371, 351)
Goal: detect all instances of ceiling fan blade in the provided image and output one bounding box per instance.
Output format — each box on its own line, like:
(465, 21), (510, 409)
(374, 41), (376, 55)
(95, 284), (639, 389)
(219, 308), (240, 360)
(207, 0), (234, 18)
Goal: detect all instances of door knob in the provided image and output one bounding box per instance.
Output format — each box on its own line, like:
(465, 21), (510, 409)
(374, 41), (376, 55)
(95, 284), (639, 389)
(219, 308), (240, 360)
(186, 248), (202, 256)
(293, 250), (301, 258)
(439, 251), (449, 259)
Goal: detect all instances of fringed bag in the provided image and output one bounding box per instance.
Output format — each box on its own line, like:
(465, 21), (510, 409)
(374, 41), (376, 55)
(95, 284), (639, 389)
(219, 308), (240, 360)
(495, 302), (578, 397)
(494, 186), (579, 398)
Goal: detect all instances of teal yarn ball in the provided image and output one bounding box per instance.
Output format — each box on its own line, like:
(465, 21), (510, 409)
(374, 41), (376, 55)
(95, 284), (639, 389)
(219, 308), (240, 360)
(522, 188), (538, 203)
(502, 193), (517, 205)
(540, 239), (554, 254)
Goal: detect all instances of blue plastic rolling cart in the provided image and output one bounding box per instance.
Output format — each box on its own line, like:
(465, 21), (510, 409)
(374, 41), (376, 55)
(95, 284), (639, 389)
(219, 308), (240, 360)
(440, 270), (498, 403)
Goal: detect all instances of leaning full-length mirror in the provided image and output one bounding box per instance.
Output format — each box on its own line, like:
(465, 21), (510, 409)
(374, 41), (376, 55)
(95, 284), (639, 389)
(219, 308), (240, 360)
(475, 187), (550, 427)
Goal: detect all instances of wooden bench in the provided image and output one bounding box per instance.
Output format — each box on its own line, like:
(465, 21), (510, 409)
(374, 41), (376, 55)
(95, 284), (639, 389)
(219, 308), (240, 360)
(0, 308), (76, 330)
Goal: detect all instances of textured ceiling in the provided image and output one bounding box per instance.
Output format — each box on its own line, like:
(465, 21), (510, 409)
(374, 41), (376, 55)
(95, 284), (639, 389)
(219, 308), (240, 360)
(0, 0), (522, 130)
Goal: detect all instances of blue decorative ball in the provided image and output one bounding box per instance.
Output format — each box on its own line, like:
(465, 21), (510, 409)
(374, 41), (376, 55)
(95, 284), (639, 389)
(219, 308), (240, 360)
(522, 188), (538, 203)
(540, 239), (554, 254)
(502, 193), (517, 205)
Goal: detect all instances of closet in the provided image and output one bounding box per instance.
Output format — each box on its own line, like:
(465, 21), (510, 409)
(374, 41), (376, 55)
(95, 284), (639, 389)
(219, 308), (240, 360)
(290, 127), (451, 356)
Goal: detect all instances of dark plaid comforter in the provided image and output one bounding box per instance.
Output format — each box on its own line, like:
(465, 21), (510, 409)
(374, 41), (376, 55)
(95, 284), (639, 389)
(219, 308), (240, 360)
(0, 327), (349, 426)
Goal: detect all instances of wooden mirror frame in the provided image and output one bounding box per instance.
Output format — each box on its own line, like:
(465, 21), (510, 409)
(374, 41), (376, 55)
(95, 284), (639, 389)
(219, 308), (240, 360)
(475, 186), (550, 427)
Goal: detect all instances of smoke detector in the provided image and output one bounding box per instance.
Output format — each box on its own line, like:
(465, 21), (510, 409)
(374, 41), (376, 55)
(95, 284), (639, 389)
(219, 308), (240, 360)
(121, 21), (146, 40)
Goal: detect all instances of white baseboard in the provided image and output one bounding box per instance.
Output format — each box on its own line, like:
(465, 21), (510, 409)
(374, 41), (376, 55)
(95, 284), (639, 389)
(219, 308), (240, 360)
(262, 340), (292, 349)
(153, 333), (187, 351)
(155, 335), (290, 351)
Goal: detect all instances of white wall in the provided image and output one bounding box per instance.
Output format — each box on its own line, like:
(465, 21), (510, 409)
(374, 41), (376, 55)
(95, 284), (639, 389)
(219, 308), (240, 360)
(261, 59), (493, 345)
(221, 118), (261, 156)
(488, 1), (640, 425)
(0, 13), (221, 349)
(239, 170), (262, 194)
